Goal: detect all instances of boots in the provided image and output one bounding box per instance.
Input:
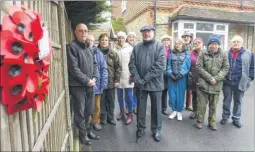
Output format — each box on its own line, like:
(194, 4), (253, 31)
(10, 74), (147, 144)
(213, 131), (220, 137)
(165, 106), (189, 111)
(117, 109), (128, 121)
(116, 112), (123, 121)
(125, 113), (133, 125)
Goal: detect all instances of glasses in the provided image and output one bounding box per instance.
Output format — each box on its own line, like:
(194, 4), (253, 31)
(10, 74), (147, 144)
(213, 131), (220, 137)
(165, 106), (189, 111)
(77, 29), (88, 33)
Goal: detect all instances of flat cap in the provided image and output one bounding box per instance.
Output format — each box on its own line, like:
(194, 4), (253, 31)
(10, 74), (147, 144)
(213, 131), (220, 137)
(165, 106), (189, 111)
(140, 25), (155, 32)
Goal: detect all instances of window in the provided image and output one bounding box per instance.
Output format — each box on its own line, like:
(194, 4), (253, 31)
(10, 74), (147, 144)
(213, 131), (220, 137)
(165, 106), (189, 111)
(173, 22), (178, 31)
(121, 0), (126, 12)
(196, 23), (214, 31)
(216, 25), (225, 31)
(184, 23), (194, 30)
(173, 32), (178, 43)
(172, 20), (229, 50)
(196, 33), (213, 43)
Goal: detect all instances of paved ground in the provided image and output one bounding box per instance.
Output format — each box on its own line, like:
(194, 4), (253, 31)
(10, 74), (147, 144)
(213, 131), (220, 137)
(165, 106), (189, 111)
(83, 82), (254, 151)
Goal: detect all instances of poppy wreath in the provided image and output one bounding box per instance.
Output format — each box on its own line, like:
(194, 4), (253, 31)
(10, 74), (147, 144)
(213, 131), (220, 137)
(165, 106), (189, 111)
(0, 5), (52, 114)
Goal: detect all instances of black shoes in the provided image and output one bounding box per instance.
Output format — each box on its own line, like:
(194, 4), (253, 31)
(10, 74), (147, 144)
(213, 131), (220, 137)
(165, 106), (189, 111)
(233, 121), (243, 128)
(100, 120), (107, 125)
(79, 135), (91, 146)
(79, 132), (100, 146)
(162, 110), (169, 115)
(93, 124), (102, 131)
(136, 129), (161, 142)
(221, 118), (243, 128)
(107, 119), (116, 125)
(220, 119), (228, 125)
(152, 132), (161, 142)
(87, 132), (100, 140)
(189, 112), (196, 119)
(136, 129), (145, 138)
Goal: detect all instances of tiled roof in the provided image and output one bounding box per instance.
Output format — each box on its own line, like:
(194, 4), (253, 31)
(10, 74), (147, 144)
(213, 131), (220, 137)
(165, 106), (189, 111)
(169, 7), (254, 24)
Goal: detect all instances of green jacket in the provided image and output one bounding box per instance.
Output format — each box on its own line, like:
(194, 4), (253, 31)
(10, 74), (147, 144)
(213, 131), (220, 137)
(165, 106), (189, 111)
(196, 48), (229, 94)
(101, 48), (122, 89)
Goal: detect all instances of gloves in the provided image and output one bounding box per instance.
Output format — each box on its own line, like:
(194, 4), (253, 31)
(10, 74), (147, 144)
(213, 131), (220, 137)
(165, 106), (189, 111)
(170, 75), (177, 81)
(136, 79), (146, 89)
(175, 74), (182, 81)
(170, 74), (182, 81)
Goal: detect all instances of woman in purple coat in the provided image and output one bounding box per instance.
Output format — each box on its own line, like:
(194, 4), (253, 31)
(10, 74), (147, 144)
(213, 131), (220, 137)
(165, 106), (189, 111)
(188, 38), (204, 119)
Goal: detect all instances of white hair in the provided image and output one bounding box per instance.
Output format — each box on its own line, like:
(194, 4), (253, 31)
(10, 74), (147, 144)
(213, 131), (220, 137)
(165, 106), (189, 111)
(128, 32), (136, 37)
(161, 35), (172, 42)
(231, 35), (243, 44)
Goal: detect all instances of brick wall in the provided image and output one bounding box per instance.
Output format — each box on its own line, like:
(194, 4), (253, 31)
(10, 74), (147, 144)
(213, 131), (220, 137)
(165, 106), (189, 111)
(123, 1), (150, 24)
(155, 10), (172, 41)
(111, 1), (122, 18)
(125, 10), (153, 42)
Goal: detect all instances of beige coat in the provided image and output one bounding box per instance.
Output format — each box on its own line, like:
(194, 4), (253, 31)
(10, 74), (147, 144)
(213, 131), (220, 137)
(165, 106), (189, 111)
(115, 43), (134, 88)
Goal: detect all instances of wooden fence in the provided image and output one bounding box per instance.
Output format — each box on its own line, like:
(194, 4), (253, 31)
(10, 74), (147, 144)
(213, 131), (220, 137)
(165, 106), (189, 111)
(0, 1), (74, 151)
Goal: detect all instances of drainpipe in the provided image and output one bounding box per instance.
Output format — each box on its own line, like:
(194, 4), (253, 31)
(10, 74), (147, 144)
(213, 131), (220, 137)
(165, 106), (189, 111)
(154, 0), (157, 37)
(240, 0), (244, 8)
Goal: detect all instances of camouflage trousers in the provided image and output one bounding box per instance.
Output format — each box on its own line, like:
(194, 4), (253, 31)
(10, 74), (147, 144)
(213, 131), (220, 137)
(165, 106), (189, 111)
(197, 88), (219, 126)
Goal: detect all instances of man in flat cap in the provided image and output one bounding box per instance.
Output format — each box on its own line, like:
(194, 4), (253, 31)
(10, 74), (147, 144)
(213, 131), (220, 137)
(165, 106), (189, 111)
(129, 25), (166, 142)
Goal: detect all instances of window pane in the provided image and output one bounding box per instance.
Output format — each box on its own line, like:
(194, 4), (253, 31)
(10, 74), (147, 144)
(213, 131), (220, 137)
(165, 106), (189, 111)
(219, 35), (225, 50)
(174, 22), (178, 31)
(216, 25), (225, 31)
(173, 32), (178, 43)
(196, 32), (214, 44)
(184, 23), (194, 29)
(196, 23), (214, 31)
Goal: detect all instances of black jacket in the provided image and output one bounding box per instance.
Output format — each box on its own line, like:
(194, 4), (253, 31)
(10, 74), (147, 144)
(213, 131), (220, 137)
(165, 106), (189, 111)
(66, 40), (98, 87)
(129, 39), (166, 91)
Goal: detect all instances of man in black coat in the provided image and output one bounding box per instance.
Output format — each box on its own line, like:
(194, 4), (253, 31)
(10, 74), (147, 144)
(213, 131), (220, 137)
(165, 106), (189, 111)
(66, 23), (99, 146)
(129, 25), (166, 142)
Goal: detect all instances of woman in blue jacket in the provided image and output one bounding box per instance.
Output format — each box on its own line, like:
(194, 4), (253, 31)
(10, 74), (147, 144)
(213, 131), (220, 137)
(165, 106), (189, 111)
(167, 38), (191, 121)
(87, 35), (108, 131)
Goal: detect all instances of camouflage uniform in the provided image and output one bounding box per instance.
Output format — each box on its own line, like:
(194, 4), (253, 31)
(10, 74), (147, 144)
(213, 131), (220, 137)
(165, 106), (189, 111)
(196, 48), (229, 127)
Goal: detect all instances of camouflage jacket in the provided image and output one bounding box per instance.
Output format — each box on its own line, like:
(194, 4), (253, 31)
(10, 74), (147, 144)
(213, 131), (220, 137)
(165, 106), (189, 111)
(196, 48), (229, 94)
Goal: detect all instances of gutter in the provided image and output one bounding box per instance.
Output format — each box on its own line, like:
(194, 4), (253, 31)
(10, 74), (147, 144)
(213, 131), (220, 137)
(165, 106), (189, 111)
(169, 16), (254, 25)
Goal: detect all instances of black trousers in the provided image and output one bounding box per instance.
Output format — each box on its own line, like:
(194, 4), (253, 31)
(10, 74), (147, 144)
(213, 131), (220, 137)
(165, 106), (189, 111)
(100, 88), (116, 121)
(69, 86), (94, 137)
(136, 88), (162, 133)
(161, 88), (168, 111)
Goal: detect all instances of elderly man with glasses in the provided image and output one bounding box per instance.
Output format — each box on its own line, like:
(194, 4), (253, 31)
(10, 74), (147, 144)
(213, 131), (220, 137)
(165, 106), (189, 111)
(66, 23), (99, 146)
(129, 25), (166, 142)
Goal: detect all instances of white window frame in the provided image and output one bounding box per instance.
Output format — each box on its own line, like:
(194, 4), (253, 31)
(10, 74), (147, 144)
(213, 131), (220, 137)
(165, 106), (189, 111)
(172, 20), (229, 51)
(121, 0), (127, 13)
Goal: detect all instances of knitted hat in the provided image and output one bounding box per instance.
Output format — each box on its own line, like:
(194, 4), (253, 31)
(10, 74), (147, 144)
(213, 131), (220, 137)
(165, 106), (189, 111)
(127, 32), (136, 37)
(161, 35), (172, 42)
(116, 31), (127, 39)
(207, 34), (221, 46)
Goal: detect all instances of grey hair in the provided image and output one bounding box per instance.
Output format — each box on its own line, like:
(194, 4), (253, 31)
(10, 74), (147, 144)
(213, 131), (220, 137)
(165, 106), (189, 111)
(231, 35), (243, 44)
